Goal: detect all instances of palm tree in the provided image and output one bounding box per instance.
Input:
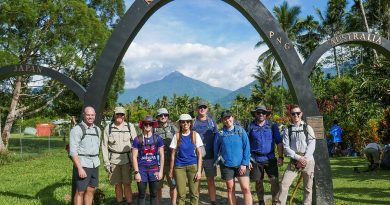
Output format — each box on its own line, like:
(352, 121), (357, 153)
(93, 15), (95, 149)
(316, 0), (347, 77)
(254, 1), (316, 87)
(252, 58), (281, 100)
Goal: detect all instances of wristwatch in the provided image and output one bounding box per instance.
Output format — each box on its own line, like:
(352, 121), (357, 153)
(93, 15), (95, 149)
(134, 170), (139, 175)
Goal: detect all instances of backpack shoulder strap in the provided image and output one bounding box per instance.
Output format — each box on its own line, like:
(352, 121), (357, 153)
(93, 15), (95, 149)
(108, 122), (113, 135)
(303, 123), (308, 140)
(153, 134), (158, 146)
(288, 125), (293, 145)
(78, 123), (87, 141)
(137, 135), (143, 147)
(236, 125), (243, 138)
(170, 124), (176, 136)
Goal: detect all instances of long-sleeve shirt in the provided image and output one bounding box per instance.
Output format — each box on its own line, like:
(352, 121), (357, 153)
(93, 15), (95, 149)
(69, 121), (101, 168)
(214, 125), (250, 167)
(283, 121), (316, 161)
(102, 121), (137, 166)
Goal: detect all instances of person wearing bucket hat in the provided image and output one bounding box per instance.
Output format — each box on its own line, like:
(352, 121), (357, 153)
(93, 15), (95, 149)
(154, 108), (178, 205)
(214, 110), (252, 205)
(169, 114), (203, 205)
(247, 105), (283, 205)
(192, 99), (218, 205)
(102, 106), (137, 205)
(132, 116), (164, 205)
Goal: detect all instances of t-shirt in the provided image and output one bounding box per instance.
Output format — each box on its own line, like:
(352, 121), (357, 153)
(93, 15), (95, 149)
(132, 134), (164, 168)
(330, 124), (343, 143)
(193, 117), (217, 159)
(170, 132), (203, 166)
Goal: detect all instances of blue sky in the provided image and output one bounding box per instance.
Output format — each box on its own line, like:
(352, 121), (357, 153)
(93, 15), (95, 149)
(122, 0), (342, 90)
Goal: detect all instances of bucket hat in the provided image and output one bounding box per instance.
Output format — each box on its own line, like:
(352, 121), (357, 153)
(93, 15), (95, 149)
(138, 116), (158, 128)
(251, 105), (269, 116)
(114, 106), (126, 115)
(156, 108), (169, 116)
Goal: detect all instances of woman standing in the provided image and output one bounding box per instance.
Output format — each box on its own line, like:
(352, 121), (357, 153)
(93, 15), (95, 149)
(214, 110), (252, 205)
(169, 114), (203, 205)
(132, 116), (164, 205)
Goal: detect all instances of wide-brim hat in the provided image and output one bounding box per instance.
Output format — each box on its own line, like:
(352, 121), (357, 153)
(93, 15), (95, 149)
(114, 106), (126, 115)
(138, 116), (158, 128)
(250, 105), (269, 116)
(176, 113), (194, 126)
(156, 108), (169, 116)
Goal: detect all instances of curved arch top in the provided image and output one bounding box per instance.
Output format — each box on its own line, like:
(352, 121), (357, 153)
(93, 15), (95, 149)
(86, 0), (320, 118)
(0, 64), (86, 101)
(303, 32), (390, 77)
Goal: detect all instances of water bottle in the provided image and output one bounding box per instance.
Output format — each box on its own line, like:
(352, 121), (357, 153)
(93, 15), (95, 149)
(171, 178), (176, 187)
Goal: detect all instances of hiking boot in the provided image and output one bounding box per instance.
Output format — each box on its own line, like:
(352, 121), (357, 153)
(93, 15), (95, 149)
(258, 201), (265, 205)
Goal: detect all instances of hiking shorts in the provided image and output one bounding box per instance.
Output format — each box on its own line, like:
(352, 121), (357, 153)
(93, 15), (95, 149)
(139, 166), (160, 183)
(250, 158), (278, 181)
(158, 164), (175, 189)
(74, 167), (99, 192)
(109, 163), (132, 185)
(202, 159), (217, 177)
(220, 164), (249, 180)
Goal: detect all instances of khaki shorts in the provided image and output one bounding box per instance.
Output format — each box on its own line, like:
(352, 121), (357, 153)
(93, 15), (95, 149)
(158, 164), (175, 189)
(109, 163), (132, 185)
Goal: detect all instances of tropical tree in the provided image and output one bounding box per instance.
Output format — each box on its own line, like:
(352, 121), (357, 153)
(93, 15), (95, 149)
(0, 0), (125, 152)
(316, 0), (348, 77)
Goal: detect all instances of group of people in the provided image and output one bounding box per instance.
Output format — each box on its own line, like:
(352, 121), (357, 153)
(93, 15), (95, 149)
(69, 100), (317, 205)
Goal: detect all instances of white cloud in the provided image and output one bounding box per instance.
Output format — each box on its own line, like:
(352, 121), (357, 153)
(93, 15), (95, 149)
(123, 41), (267, 90)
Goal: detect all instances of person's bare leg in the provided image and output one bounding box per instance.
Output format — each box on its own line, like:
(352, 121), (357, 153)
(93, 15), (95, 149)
(84, 186), (96, 205)
(170, 187), (177, 205)
(237, 177), (253, 205)
(74, 191), (85, 205)
(124, 183), (133, 203)
(226, 179), (236, 205)
(207, 177), (216, 203)
(115, 184), (124, 203)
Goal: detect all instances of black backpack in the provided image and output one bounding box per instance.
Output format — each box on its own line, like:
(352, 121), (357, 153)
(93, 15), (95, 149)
(66, 123), (100, 157)
(287, 123), (309, 145)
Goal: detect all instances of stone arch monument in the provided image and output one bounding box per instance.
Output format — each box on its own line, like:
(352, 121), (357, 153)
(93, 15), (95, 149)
(2, 1), (390, 204)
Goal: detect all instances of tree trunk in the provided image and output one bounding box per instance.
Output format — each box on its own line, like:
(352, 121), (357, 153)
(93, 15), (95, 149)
(0, 76), (23, 152)
(333, 47), (340, 77)
(356, 0), (379, 60)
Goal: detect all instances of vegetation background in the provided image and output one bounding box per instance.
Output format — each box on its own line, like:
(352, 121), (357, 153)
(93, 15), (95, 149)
(1, 0), (390, 204)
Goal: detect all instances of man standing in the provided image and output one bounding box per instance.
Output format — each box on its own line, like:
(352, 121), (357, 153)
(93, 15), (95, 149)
(102, 107), (137, 205)
(330, 119), (343, 156)
(276, 105), (316, 205)
(193, 99), (218, 205)
(248, 105), (283, 205)
(69, 106), (101, 205)
(154, 108), (178, 205)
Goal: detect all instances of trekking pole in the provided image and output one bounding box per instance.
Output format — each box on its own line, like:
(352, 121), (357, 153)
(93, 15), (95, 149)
(289, 173), (303, 204)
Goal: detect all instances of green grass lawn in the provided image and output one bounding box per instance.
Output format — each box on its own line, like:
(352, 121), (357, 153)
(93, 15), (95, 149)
(0, 134), (389, 204)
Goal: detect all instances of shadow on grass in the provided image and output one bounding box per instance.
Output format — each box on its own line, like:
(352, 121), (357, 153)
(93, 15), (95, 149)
(334, 187), (390, 204)
(0, 181), (69, 205)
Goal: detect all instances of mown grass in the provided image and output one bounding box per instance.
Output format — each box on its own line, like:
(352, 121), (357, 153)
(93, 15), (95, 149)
(0, 134), (389, 205)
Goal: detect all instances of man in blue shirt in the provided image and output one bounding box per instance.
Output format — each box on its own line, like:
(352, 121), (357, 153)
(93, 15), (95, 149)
(248, 105), (283, 205)
(330, 120), (343, 156)
(193, 99), (218, 205)
(214, 110), (252, 205)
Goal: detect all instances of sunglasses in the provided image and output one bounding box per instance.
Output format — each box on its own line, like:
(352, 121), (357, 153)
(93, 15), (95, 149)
(180, 120), (192, 124)
(158, 114), (168, 117)
(198, 105), (207, 109)
(143, 122), (153, 127)
(256, 111), (267, 115)
(115, 113), (125, 116)
(291, 112), (301, 116)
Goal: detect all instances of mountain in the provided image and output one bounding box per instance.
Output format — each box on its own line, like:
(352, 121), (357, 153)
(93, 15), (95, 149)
(215, 81), (258, 108)
(118, 71), (231, 104)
